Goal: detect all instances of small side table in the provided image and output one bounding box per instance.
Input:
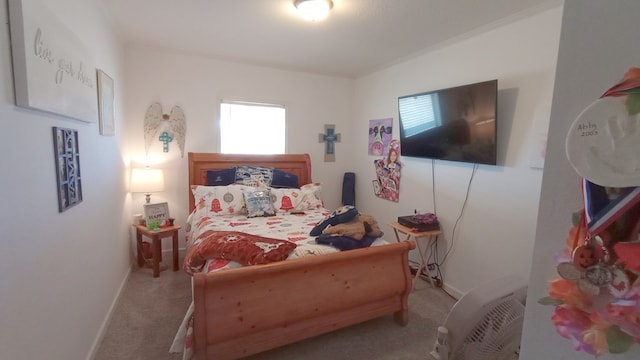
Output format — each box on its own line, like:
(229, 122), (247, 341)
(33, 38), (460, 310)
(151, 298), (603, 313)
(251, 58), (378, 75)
(134, 224), (181, 278)
(389, 221), (441, 289)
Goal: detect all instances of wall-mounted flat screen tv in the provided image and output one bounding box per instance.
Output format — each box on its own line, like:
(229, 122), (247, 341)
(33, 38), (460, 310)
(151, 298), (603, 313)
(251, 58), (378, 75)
(398, 79), (498, 166)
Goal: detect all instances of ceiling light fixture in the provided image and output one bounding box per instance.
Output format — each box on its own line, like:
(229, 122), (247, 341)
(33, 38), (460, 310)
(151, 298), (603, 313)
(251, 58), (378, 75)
(294, 0), (333, 22)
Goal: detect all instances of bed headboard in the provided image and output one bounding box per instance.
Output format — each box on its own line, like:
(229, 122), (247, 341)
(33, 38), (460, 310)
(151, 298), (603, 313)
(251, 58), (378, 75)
(187, 152), (312, 212)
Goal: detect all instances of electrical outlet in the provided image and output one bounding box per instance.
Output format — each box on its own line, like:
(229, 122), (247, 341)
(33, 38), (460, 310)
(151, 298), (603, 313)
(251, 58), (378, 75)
(427, 263), (436, 271)
(432, 277), (443, 287)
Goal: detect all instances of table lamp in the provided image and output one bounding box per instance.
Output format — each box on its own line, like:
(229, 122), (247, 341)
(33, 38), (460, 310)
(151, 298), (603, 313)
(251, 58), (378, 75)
(130, 167), (165, 204)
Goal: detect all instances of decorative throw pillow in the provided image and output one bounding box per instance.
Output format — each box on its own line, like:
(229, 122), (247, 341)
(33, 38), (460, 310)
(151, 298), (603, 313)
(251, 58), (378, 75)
(191, 184), (255, 216)
(244, 189), (276, 218)
(184, 230), (297, 274)
(235, 166), (273, 187)
(206, 167), (237, 186)
(269, 187), (302, 213)
(271, 169), (299, 188)
(310, 205), (359, 236)
(296, 183), (324, 210)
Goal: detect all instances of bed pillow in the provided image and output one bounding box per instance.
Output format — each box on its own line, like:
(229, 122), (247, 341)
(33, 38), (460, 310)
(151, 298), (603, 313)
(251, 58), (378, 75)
(191, 184), (255, 217)
(184, 230), (297, 274)
(271, 169), (299, 188)
(244, 189), (276, 217)
(270, 187), (302, 213)
(235, 166), (273, 187)
(269, 183), (324, 213)
(206, 167), (237, 186)
(297, 183), (324, 210)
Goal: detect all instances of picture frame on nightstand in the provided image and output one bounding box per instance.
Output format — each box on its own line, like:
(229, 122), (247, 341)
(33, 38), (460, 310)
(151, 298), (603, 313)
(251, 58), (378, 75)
(143, 202), (170, 224)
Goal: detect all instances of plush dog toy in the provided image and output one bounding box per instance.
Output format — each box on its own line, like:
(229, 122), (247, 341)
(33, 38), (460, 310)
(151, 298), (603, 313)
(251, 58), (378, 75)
(310, 205), (358, 236)
(321, 213), (382, 240)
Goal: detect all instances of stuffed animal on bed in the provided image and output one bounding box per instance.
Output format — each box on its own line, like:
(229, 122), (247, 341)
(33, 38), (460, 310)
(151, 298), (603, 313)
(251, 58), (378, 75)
(321, 213), (382, 240)
(309, 205), (359, 236)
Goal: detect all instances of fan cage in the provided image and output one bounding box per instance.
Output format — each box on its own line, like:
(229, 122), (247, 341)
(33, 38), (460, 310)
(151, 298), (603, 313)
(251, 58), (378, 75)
(454, 298), (525, 360)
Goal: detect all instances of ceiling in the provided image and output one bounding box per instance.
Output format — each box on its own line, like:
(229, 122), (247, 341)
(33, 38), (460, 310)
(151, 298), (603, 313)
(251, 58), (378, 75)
(99, 0), (560, 78)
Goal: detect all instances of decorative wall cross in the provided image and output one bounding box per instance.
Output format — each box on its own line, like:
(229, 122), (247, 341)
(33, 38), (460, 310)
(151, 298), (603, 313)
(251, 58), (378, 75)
(318, 124), (341, 162)
(159, 131), (173, 153)
(144, 103), (187, 157)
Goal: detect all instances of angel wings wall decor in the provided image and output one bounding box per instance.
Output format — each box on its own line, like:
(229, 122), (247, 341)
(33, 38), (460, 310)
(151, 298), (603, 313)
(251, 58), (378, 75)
(144, 103), (186, 157)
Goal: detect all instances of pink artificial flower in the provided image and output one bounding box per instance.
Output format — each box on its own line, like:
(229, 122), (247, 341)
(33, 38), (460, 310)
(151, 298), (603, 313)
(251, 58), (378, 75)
(552, 306), (598, 355)
(602, 304), (640, 339)
(549, 278), (593, 312)
(582, 313), (610, 355)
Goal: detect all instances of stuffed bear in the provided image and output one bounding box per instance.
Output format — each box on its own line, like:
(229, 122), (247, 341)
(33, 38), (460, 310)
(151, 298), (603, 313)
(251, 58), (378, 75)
(321, 213), (382, 240)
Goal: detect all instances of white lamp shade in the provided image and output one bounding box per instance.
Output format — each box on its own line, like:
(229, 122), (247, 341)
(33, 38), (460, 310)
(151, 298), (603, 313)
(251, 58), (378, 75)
(130, 168), (165, 193)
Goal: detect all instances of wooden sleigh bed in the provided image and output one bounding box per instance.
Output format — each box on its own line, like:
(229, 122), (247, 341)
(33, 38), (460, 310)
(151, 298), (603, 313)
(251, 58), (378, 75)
(187, 152), (415, 360)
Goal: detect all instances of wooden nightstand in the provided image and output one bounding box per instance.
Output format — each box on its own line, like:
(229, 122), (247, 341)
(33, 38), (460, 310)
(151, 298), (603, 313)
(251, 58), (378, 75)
(389, 221), (441, 289)
(134, 224), (181, 278)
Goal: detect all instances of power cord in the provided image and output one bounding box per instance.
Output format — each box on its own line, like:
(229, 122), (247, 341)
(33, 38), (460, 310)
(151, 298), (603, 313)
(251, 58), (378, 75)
(439, 163), (477, 266)
(421, 162), (476, 291)
(431, 159), (437, 215)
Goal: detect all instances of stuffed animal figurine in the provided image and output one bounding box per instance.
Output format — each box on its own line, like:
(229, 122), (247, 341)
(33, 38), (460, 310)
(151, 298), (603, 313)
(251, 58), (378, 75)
(321, 213), (382, 240)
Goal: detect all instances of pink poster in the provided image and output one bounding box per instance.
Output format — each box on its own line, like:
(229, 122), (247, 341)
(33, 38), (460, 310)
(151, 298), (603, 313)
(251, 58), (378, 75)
(373, 139), (401, 202)
(368, 118), (392, 156)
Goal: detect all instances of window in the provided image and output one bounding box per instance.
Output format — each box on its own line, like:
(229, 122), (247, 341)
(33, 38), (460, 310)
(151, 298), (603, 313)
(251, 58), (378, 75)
(219, 101), (286, 154)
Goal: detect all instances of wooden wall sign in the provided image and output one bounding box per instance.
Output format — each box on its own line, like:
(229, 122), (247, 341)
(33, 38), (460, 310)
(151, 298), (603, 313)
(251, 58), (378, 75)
(52, 127), (83, 212)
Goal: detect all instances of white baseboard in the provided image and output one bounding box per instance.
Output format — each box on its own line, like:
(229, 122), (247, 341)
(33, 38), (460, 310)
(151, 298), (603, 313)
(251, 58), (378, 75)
(441, 281), (463, 300)
(85, 267), (132, 360)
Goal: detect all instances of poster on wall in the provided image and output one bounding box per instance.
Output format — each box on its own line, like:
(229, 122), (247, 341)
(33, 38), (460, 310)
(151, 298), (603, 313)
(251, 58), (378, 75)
(373, 139), (401, 202)
(368, 118), (392, 156)
(8, 0), (98, 123)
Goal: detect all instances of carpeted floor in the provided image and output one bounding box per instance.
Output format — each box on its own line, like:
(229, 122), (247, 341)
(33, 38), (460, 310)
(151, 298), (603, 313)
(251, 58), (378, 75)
(94, 259), (456, 360)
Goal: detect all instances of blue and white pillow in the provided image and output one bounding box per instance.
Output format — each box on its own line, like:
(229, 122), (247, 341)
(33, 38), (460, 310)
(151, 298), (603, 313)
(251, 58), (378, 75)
(235, 166), (273, 187)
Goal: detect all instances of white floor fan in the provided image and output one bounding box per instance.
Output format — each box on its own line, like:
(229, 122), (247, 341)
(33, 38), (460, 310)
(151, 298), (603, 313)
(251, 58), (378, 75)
(430, 276), (528, 360)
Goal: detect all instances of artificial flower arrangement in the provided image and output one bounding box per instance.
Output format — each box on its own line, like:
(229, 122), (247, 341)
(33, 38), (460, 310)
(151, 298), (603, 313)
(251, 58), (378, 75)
(538, 68), (640, 355)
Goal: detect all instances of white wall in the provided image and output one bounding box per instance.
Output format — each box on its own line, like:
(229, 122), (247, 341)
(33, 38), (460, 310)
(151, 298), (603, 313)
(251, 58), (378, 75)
(0, 0), (126, 359)
(353, 6), (562, 296)
(121, 46), (356, 248)
(521, 0), (640, 358)
(7, 1), (634, 359)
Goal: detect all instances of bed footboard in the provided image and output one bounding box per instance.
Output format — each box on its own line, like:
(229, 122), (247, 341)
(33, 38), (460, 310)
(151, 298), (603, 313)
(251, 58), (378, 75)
(192, 240), (415, 360)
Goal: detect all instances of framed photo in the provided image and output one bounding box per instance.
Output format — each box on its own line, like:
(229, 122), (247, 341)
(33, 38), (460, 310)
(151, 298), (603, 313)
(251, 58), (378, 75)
(97, 69), (115, 136)
(52, 127), (83, 212)
(144, 202), (170, 224)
